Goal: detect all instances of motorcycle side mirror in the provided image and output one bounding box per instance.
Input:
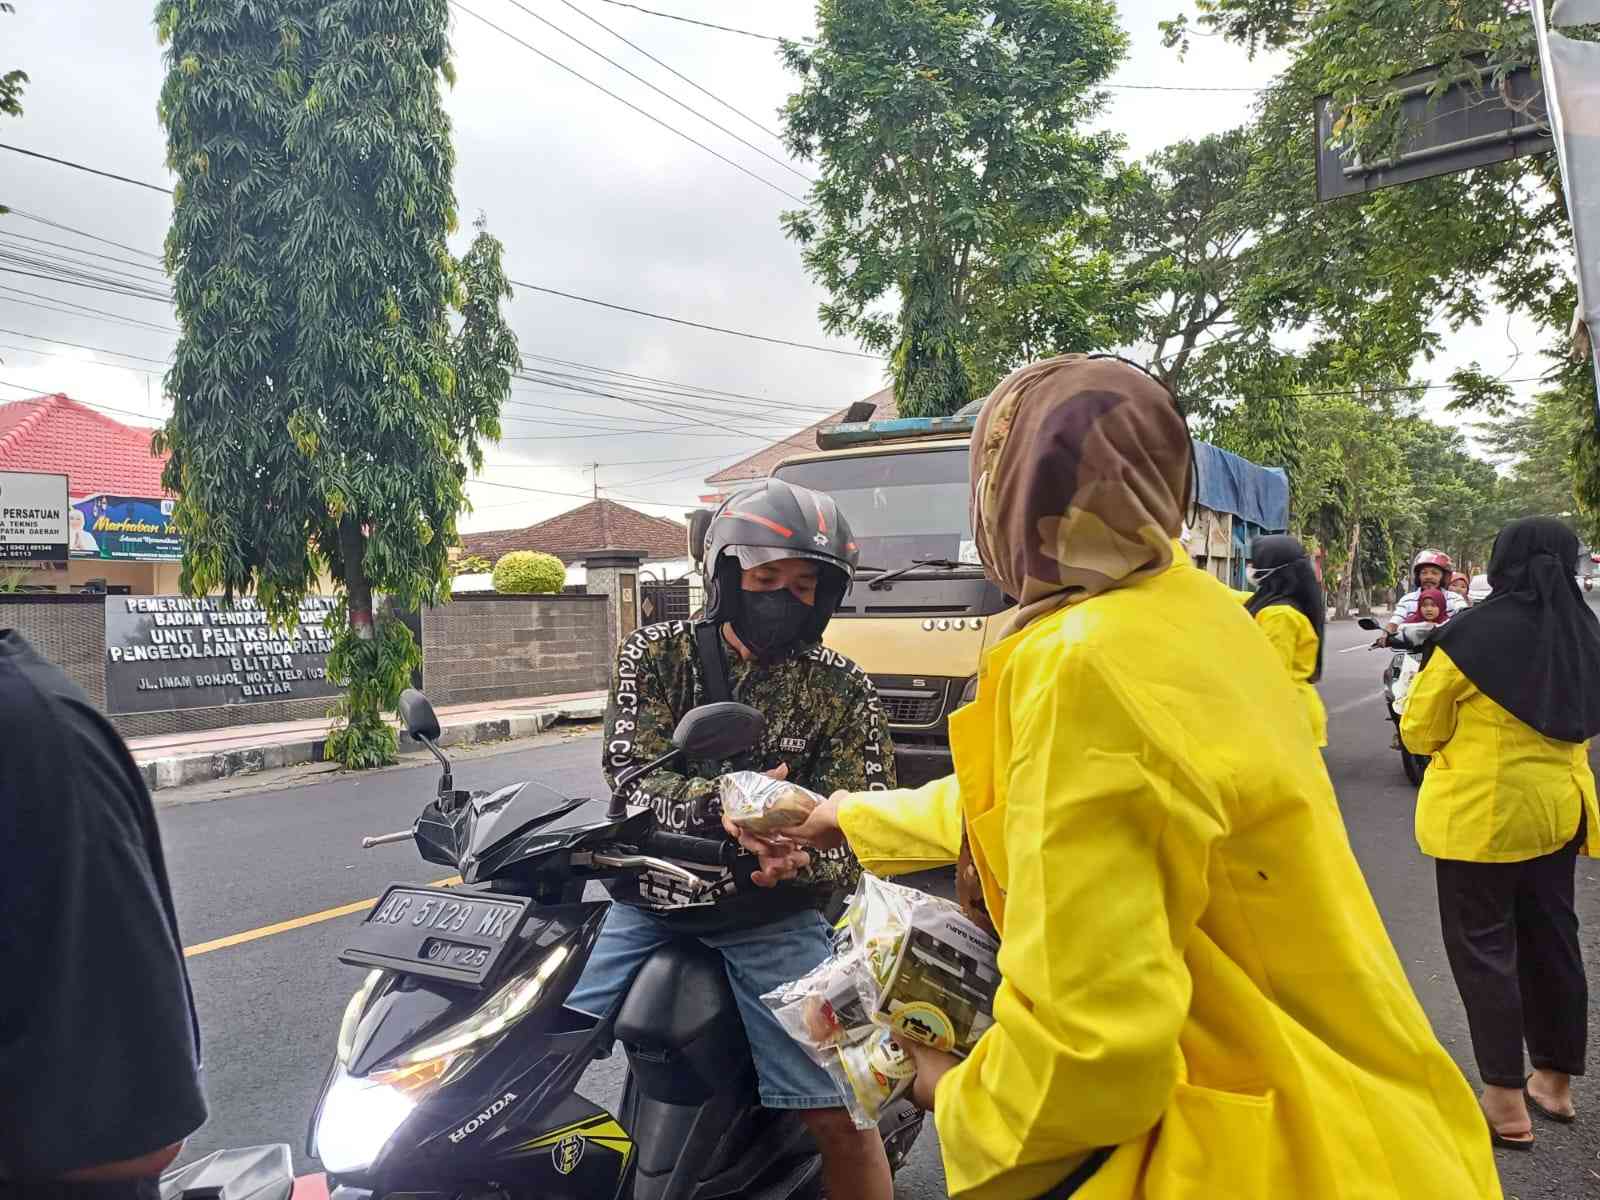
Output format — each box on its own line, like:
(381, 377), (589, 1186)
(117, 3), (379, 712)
(398, 688), (452, 801)
(1357, 617), (1381, 631)
(399, 688), (442, 741)
(672, 702), (767, 760)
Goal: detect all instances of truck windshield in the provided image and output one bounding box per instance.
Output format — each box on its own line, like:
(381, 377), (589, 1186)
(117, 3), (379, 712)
(774, 447), (977, 571)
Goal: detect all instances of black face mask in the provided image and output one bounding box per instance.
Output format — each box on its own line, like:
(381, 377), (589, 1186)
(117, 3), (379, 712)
(732, 588), (813, 660)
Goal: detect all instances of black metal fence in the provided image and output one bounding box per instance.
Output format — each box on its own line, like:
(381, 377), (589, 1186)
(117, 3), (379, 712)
(640, 580), (693, 624)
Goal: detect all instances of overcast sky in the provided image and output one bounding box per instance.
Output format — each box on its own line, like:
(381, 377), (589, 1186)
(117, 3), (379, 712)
(0, 1), (1539, 532)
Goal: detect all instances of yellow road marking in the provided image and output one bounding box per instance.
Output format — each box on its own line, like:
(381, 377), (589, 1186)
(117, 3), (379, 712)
(183, 875), (462, 958)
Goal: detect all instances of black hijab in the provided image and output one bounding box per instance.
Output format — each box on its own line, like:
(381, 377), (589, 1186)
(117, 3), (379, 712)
(1428, 517), (1600, 744)
(1245, 534), (1326, 682)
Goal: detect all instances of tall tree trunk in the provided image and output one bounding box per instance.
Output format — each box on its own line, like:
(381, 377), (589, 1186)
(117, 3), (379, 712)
(1336, 515), (1361, 619)
(340, 516), (375, 640)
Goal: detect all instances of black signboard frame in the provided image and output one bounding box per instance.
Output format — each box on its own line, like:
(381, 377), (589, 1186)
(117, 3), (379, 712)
(1316, 57), (1552, 202)
(103, 594), (343, 716)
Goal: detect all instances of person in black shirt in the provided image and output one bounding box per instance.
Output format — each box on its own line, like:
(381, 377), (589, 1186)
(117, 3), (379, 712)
(0, 631), (207, 1194)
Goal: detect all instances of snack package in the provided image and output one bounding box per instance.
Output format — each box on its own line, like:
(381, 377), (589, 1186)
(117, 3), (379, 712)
(718, 771), (823, 834)
(827, 1028), (916, 1130)
(765, 947), (877, 1064)
(871, 901), (1000, 1056)
(766, 874), (1003, 1128)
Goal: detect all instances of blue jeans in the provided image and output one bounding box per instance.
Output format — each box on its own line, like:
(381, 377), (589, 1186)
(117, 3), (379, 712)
(566, 904), (845, 1110)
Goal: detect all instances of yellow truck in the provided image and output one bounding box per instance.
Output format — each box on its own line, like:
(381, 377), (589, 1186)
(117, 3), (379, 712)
(702, 410), (1290, 785)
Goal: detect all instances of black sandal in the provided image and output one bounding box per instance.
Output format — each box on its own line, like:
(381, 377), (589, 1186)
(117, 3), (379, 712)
(1524, 1087), (1576, 1125)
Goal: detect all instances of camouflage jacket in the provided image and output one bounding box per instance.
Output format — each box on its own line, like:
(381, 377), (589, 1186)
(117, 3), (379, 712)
(602, 620), (895, 933)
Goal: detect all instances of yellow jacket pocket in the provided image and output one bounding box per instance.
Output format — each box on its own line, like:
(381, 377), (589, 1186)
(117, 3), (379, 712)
(1146, 1083), (1275, 1200)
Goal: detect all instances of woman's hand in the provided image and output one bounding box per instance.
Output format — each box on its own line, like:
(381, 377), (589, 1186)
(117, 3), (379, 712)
(783, 790), (848, 851)
(903, 1040), (960, 1111)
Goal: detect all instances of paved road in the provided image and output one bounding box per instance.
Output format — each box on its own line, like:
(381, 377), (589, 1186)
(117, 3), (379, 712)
(159, 621), (1600, 1198)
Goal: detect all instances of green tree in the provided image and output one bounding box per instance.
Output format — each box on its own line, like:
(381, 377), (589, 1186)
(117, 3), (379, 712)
(1160, 0), (1595, 473)
(155, 0), (519, 769)
(1100, 130), (1269, 402)
(780, 0), (1129, 415)
(0, 4), (24, 121)
(1, 2), (28, 219)
(492, 551), (565, 595)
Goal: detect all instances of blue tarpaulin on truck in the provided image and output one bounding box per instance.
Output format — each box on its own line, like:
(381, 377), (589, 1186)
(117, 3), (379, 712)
(1193, 440), (1289, 533)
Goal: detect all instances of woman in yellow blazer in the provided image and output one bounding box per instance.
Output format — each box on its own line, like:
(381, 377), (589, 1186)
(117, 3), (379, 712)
(738, 356), (1499, 1199)
(1243, 534), (1327, 747)
(1401, 516), (1600, 1149)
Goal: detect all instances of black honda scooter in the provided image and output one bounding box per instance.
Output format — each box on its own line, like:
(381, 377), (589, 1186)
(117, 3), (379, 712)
(163, 690), (922, 1200)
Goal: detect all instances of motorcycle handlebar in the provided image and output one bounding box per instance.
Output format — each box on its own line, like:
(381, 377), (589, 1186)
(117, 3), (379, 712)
(641, 829), (733, 868)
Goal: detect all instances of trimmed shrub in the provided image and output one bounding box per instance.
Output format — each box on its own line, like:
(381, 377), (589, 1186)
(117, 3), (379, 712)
(492, 550), (565, 594)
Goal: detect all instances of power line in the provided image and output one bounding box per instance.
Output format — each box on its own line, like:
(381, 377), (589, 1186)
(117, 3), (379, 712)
(0, 266), (174, 305)
(0, 342), (163, 376)
(467, 474), (691, 510)
(574, 6), (1266, 92)
(551, 0), (790, 145)
(0, 326), (170, 365)
(522, 351), (834, 412)
(517, 365), (834, 420)
(0, 286), (180, 334)
(0, 142), (175, 195)
(493, 0), (808, 182)
(1, 208), (165, 261)
(450, 0), (806, 204)
(589, 0), (799, 43)
(0, 230), (170, 277)
(0, 376), (165, 424)
(511, 279), (883, 360)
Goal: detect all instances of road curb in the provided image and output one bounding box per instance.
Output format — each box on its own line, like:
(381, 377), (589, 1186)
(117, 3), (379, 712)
(137, 698), (605, 793)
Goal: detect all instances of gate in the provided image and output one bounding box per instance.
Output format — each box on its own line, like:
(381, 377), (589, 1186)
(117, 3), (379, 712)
(640, 580), (693, 624)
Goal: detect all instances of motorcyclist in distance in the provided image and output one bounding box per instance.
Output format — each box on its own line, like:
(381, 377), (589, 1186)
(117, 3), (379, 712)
(1381, 550), (1467, 639)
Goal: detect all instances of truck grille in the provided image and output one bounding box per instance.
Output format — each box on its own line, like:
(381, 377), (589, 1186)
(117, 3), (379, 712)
(879, 690), (944, 726)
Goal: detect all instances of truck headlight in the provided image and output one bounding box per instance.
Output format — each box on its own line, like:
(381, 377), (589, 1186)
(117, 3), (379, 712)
(958, 674), (980, 706)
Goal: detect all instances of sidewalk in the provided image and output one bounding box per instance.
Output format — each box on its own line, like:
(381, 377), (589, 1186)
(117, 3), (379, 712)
(129, 690), (606, 793)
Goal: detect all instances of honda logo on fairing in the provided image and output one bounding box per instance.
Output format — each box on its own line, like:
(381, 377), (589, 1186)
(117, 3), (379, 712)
(447, 1092), (518, 1143)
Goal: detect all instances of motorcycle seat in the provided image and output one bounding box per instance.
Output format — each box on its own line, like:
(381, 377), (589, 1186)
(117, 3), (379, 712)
(614, 941), (744, 1052)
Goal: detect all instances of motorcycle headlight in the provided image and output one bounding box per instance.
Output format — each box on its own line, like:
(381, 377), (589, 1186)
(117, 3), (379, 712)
(314, 1062), (421, 1176)
(337, 970), (385, 1066)
(397, 944), (571, 1067)
(315, 945), (567, 1175)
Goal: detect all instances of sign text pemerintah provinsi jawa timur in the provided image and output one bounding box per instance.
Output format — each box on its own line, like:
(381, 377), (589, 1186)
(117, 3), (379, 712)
(104, 595), (342, 715)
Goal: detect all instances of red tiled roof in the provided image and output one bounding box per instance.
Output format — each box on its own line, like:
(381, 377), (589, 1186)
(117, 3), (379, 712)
(463, 498), (688, 564)
(0, 393), (168, 497)
(703, 386), (896, 488)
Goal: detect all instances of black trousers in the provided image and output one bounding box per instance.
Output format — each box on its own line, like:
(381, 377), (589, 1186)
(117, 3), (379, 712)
(1435, 815), (1588, 1089)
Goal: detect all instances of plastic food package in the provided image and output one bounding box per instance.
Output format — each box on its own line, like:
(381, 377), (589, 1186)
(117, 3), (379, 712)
(764, 875), (1002, 1129)
(766, 947), (877, 1063)
(718, 771), (823, 834)
(846, 876), (1000, 1056)
(828, 1028), (916, 1128)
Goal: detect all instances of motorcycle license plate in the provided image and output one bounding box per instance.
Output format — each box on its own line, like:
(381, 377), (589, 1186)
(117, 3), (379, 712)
(339, 885), (532, 988)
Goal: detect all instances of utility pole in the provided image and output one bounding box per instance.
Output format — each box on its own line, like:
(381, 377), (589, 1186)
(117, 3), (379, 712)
(587, 461), (601, 501)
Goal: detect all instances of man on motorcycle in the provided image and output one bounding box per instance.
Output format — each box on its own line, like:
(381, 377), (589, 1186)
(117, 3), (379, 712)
(1383, 549), (1467, 635)
(568, 479), (896, 1200)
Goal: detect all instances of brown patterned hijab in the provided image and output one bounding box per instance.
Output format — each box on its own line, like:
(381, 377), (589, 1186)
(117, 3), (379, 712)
(971, 354), (1192, 635)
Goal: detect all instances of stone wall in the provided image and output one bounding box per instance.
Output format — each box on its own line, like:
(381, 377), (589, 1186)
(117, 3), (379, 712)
(3, 592), (610, 740)
(421, 594), (609, 707)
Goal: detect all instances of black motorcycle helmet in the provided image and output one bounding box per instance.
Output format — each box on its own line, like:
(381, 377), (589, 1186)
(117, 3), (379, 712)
(701, 478), (859, 647)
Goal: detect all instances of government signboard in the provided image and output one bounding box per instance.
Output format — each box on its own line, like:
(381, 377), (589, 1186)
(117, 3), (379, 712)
(0, 470), (69, 563)
(104, 595), (342, 715)
(71, 493), (182, 561)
